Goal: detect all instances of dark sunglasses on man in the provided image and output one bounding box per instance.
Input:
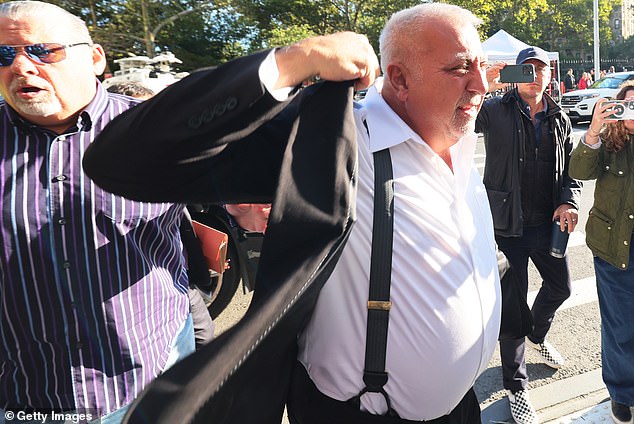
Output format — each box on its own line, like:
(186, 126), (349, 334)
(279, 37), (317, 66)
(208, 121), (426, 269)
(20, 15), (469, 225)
(0, 42), (91, 67)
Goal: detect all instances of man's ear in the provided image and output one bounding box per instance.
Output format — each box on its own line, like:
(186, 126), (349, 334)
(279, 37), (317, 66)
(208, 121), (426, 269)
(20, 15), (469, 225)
(386, 63), (409, 101)
(91, 44), (107, 76)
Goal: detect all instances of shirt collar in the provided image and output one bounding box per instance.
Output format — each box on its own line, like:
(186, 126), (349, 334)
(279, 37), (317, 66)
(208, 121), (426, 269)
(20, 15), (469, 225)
(361, 78), (426, 153)
(518, 95), (548, 117)
(78, 80), (110, 132)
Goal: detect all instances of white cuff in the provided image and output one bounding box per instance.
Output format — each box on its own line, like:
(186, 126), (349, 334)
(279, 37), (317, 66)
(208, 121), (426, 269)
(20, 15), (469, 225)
(259, 49), (293, 101)
(581, 134), (602, 149)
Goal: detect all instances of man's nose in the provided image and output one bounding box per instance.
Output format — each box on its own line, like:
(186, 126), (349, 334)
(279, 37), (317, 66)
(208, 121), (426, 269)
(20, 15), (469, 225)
(9, 50), (39, 75)
(470, 68), (488, 94)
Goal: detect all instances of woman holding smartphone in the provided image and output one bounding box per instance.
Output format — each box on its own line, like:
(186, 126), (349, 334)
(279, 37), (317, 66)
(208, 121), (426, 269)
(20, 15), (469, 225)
(569, 80), (634, 424)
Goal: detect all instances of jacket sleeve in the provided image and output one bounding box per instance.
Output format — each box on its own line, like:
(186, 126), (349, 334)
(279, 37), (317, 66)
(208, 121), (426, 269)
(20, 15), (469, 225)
(569, 137), (603, 181)
(83, 49), (299, 204)
(475, 101), (490, 134)
(559, 121), (583, 209)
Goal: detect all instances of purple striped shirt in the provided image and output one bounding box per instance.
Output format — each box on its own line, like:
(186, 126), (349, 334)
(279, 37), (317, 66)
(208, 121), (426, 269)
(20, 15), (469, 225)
(0, 82), (189, 416)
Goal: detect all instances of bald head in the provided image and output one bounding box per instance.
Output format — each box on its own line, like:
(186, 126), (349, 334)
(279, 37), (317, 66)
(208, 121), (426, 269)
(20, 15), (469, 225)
(379, 3), (482, 76)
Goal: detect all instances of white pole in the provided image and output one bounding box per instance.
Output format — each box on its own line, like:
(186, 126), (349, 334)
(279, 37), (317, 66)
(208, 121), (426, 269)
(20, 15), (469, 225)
(594, 0), (600, 78)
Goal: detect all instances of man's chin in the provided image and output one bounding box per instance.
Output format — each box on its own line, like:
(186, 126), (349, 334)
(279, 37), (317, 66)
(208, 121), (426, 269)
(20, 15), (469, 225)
(11, 99), (61, 119)
(450, 120), (476, 140)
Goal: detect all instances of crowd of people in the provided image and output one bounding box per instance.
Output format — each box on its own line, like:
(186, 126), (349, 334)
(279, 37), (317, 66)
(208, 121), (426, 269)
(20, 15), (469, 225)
(562, 65), (632, 93)
(1, 2), (633, 424)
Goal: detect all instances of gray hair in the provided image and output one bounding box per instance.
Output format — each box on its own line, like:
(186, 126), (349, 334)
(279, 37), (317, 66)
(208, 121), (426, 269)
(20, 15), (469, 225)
(0, 1), (93, 44)
(379, 3), (482, 75)
(106, 81), (155, 99)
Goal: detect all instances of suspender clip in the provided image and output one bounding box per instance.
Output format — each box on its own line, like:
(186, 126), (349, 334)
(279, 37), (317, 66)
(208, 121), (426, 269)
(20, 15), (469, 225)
(367, 300), (391, 311)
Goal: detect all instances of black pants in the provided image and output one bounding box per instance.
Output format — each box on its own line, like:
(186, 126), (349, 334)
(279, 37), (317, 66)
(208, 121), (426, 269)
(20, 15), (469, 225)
(287, 361), (481, 424)
(496, 223), (572, 392)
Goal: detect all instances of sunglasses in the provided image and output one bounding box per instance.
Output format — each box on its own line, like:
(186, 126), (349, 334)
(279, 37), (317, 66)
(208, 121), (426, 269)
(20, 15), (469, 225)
(0, 42), (91, 67)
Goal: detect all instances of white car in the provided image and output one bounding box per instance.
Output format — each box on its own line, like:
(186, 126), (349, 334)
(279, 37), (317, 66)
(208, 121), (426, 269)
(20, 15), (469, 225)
(560, 71), (634, 122)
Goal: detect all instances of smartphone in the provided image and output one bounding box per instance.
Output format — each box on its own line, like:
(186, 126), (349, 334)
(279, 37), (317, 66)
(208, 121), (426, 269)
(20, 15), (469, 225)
(604, 100), (634, 120)
(499, 64), (536, 83)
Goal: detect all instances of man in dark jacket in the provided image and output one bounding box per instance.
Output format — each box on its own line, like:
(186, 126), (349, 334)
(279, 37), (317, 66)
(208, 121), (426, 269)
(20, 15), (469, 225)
(476, 47), (582, 424)
(563, 68), (576, 92)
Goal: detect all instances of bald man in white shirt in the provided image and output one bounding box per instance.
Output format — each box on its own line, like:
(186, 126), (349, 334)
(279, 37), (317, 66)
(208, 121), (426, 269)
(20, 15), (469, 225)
(83, 4), (499, 422)
(288, 4), (501, 424)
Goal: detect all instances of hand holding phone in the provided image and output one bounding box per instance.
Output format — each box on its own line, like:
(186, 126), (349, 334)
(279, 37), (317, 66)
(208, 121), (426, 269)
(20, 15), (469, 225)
(604, 100), (634, 120)
(499, 64), (536, 83)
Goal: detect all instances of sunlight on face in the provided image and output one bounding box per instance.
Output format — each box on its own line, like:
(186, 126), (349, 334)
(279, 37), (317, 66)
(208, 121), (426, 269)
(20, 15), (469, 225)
(0, 14), (101, 132)
(405, 21), (487, 144)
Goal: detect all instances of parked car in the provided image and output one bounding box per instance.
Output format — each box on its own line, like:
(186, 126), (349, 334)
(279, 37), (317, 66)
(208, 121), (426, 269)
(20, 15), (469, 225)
(561, 71), (634, 123)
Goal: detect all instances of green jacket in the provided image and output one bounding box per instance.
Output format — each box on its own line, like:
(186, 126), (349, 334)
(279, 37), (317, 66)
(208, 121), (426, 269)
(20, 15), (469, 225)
(569, 136), (634, 269)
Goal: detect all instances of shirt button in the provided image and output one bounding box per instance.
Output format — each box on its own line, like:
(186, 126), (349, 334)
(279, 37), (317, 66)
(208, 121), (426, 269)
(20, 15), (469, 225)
(57, 135), (66, 142)
(53, 175), (67, 182)
(62, 261), (71, 269)
(75, 342), (83, 349)
(58, 218), (67, 225)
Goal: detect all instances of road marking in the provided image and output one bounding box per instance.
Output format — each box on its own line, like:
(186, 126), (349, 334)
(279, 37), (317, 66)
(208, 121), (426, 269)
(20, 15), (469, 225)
(528, 276), (597, 311)
(568, 230), (586, 248)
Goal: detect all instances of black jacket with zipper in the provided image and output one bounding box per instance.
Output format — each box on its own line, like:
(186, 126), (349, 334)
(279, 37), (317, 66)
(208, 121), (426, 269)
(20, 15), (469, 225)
(476, 88), (582, 237)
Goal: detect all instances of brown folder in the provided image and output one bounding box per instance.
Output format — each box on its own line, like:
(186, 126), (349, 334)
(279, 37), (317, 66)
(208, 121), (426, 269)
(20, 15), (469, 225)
(191, 220), (228, 274)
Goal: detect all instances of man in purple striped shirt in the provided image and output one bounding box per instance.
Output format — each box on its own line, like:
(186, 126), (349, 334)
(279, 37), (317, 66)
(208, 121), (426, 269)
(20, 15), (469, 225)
(0, 2), (195, 422)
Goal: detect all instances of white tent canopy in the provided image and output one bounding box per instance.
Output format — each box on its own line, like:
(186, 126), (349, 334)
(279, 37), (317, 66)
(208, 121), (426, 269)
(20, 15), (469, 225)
(483, 29), (559, 63)
(483, 30), (561, 99)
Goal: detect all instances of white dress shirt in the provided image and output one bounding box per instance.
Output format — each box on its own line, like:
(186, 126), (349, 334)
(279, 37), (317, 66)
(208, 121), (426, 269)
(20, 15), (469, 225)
(297, 80), (501, 420)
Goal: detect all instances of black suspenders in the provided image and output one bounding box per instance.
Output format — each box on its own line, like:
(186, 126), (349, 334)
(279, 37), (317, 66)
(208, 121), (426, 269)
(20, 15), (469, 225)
(347, 125), (398, 417)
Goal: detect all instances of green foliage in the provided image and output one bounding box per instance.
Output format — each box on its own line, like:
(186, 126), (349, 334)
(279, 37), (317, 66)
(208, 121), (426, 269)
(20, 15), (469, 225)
(451, 0), (617, 56)
(0, 0), (628, 71)
(232, 0), (423, 53)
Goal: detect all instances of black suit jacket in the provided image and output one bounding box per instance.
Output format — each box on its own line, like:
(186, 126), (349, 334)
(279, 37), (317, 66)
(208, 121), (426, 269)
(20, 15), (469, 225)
(83, 50), (358, 424)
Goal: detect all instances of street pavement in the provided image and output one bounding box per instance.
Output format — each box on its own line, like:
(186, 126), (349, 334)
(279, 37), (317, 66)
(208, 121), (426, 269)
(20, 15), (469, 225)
(216, 122), (619, 424)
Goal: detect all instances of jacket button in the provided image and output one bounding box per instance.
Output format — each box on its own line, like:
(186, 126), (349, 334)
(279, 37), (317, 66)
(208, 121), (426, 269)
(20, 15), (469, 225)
(622, 264), (627, 269)
(605, 166), (610, 170)
(618, 170), (624, 175)
(608, 226), (612, 230)
(226, 97), (238, 110)
(629, 215), (634, 219)
(625, 241), (629, 246)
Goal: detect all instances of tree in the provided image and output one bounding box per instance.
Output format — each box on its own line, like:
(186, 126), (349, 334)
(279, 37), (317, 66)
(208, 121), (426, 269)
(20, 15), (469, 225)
(0, 0), (626, 72)
(233, 0), (423, 53)
(452, 0), (616, 56)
